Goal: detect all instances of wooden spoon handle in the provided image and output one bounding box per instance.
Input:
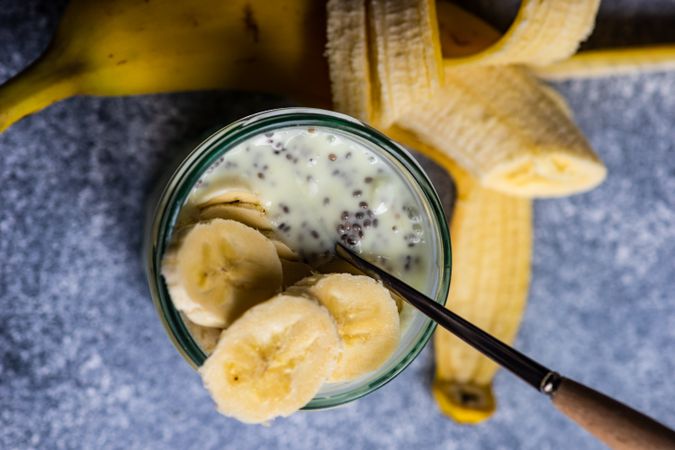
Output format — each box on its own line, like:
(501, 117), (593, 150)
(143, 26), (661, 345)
(551, 377), (675, 449)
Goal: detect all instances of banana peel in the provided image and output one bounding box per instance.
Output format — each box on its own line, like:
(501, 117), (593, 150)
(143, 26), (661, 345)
(533, 44), (675, 80)
(387, 126), (531, 424)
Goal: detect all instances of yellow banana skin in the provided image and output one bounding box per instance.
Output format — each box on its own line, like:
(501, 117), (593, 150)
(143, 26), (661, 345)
(533, 45), (675, 80)
(0, 0), (330, 132)
(387, 127), (531, 424)
(441, 0), (600, 68)
(437, 1), (675, 81)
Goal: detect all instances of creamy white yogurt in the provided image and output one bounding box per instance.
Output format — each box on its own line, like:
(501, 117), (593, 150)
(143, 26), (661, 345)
(186, 125), (435, 292)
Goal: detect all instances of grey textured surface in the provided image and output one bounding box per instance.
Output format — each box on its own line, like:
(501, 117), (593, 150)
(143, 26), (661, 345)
(1, 1), (674, 449)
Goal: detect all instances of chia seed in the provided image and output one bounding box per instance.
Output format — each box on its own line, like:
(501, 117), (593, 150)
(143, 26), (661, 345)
(328, 153), (337, 161)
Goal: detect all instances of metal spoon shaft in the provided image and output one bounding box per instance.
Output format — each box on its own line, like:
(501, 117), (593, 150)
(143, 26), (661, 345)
(335, 243), (556, 393)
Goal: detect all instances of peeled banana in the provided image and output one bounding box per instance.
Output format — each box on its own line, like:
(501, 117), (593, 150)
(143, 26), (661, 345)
(325, 1), (606, 197)
(326, 0), (442, 127)
(394, 63), (606, 198)
(289, 273), (400, 382)
(325, 0), (373, 123)
(0, 0), (330, 132)
(386, 2), (606, 198)
(162, 219), (283, 328)
(200, 294), (341, 424)
(367, 0), (443, 127)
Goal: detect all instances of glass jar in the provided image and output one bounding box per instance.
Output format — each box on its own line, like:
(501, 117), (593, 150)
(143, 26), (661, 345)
(144, 108), (451, 409)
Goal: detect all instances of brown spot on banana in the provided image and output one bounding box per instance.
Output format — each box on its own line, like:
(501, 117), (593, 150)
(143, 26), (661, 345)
(243, 4), (260, 43)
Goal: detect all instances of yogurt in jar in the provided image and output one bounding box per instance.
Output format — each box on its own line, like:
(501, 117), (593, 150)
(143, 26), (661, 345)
(186, 125), (435, 294)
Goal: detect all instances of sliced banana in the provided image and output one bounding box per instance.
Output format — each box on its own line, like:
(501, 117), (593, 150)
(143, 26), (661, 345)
(181, 314), (223, 355)
(198, 201), (300, 262)
(191, 180), (261, 208)
(199, 203), (273, 231)
(162, 219), (283, 328)
(199, 294), (341, 424)
(290, 273), (400, 382)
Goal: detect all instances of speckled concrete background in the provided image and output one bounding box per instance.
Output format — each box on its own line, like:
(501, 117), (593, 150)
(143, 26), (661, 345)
(1, 1), (674, 449)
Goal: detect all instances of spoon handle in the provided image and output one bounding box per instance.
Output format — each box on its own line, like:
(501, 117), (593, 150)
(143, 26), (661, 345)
(552, 377), (675, 450)
(335, 244), (675, 449)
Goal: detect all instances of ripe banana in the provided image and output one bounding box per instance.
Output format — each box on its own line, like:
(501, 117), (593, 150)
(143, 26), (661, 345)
(290, 273), (400, 382)
(200, 294), (341, 424)
(394, 63), (606, 198)
(325, 0), (606, 197)
(0, 0), (330, 132)
(326, 0), (442, 127)
(386, 126), (531, 424)
(533, 45), (675, 81)
(161, 219), (283, 328)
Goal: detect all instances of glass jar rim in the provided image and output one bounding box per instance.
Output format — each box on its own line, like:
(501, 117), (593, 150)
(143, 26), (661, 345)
(144, 107), (452, 409)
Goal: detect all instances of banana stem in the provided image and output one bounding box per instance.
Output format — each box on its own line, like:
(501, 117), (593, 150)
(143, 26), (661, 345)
(0, 55), (80, 132)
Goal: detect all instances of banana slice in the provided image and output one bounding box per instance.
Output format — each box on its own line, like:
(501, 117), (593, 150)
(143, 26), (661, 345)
(193, 182), (262, 208)
(198, 201), (300, 261)
(162, 219), (283, 328)
(181, 314), (223, 355)
(199, 203), (273, 231)
(291, 273), (400, 382)
(200, 294), (341, 424)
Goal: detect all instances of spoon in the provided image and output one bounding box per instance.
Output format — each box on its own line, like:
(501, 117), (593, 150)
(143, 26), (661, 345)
(335, 243), (675, 450)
